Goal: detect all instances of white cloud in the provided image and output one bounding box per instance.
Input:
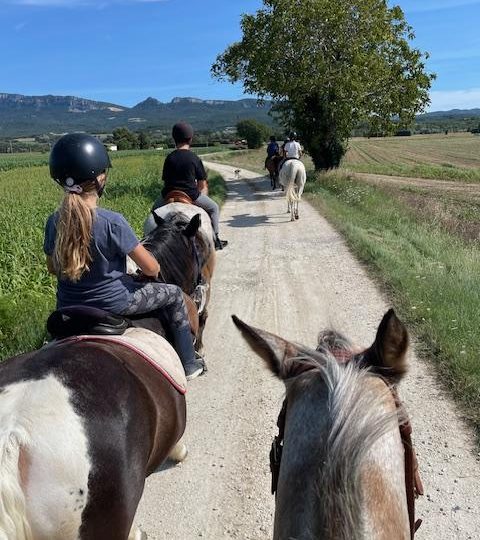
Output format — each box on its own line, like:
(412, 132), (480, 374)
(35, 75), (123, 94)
(428, 88), (480, 111)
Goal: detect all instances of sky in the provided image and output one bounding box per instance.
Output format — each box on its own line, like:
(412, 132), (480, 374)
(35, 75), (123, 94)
(0, 0), (479, 112)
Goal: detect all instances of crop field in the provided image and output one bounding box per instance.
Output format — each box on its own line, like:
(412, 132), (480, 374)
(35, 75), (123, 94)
(209, 133), (480, 182)
(0, 145), (227, 173)
(0, 151), (226, 360)
(344, 133), (480, 181)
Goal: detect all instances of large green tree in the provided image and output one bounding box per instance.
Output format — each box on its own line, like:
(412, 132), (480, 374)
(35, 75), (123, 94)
(212, 0), (435, 170)
(236, 119), (269, 149)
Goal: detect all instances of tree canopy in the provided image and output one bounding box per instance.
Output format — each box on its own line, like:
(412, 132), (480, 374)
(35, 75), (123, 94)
(236, 119), (269, 149)
(212, 0), (435, 169)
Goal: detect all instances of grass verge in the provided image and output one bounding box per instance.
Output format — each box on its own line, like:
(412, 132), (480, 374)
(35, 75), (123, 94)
(304, 172), (480, 438)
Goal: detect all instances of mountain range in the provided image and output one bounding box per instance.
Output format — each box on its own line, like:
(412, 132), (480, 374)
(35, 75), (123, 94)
(0, 93), (274, 137)
(1, 92), (479, 138)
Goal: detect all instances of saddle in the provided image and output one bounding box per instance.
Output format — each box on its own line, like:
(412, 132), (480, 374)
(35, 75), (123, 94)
(165, 190), (193, 205)
(47, 293), (199, 340)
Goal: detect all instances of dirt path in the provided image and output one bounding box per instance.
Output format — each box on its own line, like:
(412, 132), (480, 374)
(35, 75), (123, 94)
(135, 163), (480, 539)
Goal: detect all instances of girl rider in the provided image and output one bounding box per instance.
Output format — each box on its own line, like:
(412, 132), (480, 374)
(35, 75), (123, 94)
(44, 133), (205, 380)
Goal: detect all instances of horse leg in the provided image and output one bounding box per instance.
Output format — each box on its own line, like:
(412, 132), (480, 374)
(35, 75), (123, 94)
(168, 437), (188, 463)
(195, 308), (208, 354)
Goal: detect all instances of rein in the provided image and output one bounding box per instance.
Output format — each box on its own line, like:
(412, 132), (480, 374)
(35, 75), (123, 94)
(270, 354), (423, 539)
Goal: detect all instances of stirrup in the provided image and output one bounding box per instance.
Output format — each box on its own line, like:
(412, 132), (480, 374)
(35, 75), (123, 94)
(192, 283), (209, 314)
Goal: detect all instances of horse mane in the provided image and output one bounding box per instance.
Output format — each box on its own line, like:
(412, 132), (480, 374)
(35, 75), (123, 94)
(142, 214), (196, 293)
(286, 331), (401, 540)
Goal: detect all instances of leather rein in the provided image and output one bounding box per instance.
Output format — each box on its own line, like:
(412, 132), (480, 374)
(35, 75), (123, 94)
(270, 355), (424, 539)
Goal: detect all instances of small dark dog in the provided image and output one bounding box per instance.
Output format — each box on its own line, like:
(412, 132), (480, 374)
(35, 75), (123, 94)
(234, 169), (241, 179)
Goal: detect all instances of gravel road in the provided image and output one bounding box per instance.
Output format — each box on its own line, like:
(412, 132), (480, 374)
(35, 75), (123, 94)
(135, 163), (480, 539)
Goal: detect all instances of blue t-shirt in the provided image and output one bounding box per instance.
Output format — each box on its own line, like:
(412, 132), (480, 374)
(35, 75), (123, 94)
(44, 208), (139, 313)
(267, 141), (279, 158)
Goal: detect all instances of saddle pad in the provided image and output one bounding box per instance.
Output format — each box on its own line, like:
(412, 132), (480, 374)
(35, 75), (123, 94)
(51, 327), (187, 394)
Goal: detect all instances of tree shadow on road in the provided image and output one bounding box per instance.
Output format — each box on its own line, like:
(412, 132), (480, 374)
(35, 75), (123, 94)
(224, 213), (274, 228)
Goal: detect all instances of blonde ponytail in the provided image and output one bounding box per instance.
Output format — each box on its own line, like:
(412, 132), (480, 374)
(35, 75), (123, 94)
(53, 182), (97, 282)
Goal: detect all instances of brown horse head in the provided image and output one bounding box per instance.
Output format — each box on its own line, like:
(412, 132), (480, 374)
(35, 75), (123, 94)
(145, 206), (215, 352)
(232, 310), (411, 540)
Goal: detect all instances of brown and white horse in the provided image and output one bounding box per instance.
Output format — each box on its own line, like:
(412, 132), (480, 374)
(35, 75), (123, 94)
(0, 337), (187, 540)
(233, 310), (421, 540)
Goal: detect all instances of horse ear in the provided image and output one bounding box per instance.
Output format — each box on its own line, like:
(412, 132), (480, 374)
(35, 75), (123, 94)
(183, 214), (201, 238)
(363, 309), (409, 383)
(152, 211), (165, 227)
(232, 315), (300, 379)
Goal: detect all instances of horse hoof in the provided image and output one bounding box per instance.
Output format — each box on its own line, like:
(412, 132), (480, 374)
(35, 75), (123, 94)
(169, 441), (188, 463)
(129, 527), (147, 540)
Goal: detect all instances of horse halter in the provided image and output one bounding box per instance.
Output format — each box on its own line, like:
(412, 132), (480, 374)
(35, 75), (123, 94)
(270, 352), (424, 540)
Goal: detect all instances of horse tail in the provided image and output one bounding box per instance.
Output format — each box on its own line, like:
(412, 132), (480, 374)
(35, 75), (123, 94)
(0, 411), (32, 540)
(285, 174), (300, 204)
(295, 163), (306, 199)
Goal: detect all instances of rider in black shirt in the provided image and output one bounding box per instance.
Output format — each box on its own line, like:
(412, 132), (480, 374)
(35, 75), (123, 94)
(161, 149), (205, 201)
(148, 122), (228, 250)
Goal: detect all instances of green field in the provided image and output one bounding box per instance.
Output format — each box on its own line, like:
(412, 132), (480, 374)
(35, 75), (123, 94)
(0, 145), (227, 173)
(210, 137), (480, 439)
(0, 151), (226, 360)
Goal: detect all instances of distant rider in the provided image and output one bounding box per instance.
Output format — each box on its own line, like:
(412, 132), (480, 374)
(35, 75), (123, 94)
(284, 132), (302, 160)
(146, 122), (228, 251)
(265, 135), (279, 167)
(279, 132), (302, 172)
(45, 133), (204, 380)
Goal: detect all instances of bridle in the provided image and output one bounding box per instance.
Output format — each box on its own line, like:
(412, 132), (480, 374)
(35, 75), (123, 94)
(270, 352), (424, 539)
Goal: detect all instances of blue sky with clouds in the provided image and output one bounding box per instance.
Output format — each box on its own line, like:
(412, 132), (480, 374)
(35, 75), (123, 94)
(0, 0), (479, 112)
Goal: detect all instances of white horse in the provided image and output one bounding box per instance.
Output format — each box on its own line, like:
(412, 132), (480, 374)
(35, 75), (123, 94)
(279, 159), (306, 221)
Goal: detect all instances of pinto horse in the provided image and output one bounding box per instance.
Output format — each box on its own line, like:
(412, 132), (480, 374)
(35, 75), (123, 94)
(233, 310), (422, 540)
(0, 333), (188, 540)
(278, 159), (306, 221)
(143, 204), (215, 354)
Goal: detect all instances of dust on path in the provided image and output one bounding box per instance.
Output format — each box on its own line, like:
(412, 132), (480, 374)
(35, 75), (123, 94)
(135, 163), (480, 539)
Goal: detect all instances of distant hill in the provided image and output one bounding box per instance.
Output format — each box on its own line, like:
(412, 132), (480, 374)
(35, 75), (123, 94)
(418, 108), (480, 119)
(0, 93), (275, 137)
(1, 92), (480, 138)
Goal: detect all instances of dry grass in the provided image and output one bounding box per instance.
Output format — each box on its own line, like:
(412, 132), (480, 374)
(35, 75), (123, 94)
(344, 133), (480, 181)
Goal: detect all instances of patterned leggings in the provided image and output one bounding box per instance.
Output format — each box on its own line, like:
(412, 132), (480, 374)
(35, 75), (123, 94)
(122, 282), (188, 328)
(121, 282), (195, 367)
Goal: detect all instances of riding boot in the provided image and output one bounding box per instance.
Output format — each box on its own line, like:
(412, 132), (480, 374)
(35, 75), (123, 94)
(214, 234), (228, 250)
(172, 325), (205, 380)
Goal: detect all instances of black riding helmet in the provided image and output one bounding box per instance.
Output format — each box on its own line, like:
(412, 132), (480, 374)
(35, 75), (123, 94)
(289, 131), (297, 140)
(172, 122), (194, 144)
(49, 133), (111, 192)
